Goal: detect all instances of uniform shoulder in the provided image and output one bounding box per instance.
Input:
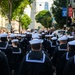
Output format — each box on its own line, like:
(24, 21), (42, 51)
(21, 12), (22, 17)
(0, 51), (7, 58)
(45, 54), (51, 62)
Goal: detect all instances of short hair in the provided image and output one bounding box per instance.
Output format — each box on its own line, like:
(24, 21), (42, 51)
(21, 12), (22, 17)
(12, 42), (19, 46)
(31, 43), (41, 50)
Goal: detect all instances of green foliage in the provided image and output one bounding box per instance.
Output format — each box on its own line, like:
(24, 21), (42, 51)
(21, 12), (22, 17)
(35, 10), (52, 28)
(12, 0), (29, 19)
(52, 0), (67, 28)
(0, 0), (8, 16)
(0, 0), (33, 19)
(20, 14), (31, 29)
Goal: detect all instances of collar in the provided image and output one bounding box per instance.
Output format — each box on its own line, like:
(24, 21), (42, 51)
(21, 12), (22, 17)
(26, 51), (45, 63)
(58, 45), (67, 51)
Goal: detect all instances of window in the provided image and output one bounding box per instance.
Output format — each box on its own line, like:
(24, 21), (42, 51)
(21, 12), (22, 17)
(39, 4), (42, 6)
(44, 2), (49, 10)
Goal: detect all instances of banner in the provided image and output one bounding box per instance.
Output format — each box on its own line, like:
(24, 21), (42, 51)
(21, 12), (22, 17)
(68, 7), (73, 17)
(62, 8), (67, 17)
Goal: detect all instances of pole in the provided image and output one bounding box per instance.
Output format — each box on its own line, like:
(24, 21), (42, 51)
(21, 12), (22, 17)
(66, 0), (68, 26)
(8, 0), (12, 33)
(19, 17), (20, 33)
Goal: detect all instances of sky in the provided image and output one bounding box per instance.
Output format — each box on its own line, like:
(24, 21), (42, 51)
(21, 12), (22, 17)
(49, 0), (53, 7)
(24, 0), (54, 17)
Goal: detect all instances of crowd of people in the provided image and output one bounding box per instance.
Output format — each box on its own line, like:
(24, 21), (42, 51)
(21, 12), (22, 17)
(0, 29), (75, 75)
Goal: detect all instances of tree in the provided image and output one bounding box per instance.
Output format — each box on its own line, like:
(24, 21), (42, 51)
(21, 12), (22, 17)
(20, 14), (31, 29)
(35, 10), (52, 28)
(0, 0), (33, 20)
(52, 0), (68, 28)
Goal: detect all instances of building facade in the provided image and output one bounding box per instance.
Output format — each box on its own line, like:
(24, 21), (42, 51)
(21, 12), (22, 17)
(28, 0), (53, 29)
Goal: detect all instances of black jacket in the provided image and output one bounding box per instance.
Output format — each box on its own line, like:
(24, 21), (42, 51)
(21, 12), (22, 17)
(0, 51), (10, 75)
(18, 50), (53, 75)
(62, 56), (75, 75)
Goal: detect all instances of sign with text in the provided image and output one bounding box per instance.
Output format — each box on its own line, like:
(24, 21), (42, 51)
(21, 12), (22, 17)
(62, 8), (67, 17)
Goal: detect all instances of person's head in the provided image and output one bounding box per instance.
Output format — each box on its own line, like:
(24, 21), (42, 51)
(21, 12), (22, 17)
(29, 39), (43, 51)
(48, 35), (54, 40)
(16, 34), (22, 39)
(58, 36), (68, 44)
(8, 34), (15, 41)
(0, 33), (8, 42)
(11, 39), (19, 47)
(31, 43), (42, 51)
(68, 40), (75, 52)
(68, 35), (74, 42)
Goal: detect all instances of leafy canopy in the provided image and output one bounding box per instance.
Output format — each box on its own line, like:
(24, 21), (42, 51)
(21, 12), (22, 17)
(52, 0), (68, 28)
(0, 0), (33, 19)
(20, 14), (31, 29)
(35, 10), (52, 28)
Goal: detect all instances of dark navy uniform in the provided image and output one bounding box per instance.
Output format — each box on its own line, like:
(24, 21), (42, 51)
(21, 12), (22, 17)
(62, 56), (75, 75)
(62, 40), (75, 75)
(61, 51), (75, 73)
(0, 51), (10, 75)
(0, 42), (10, 55)
(8, 47), (23, 75)
(52, 44), (67, 75)
(0, 33), (10, 56)
(8, 40), (12, 47)
(50, 39), (58, 57)
(18, 51), (53, 75)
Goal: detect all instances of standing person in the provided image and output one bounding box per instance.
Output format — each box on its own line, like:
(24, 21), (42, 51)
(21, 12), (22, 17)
(0, 50), (10, 75)
(62, 40), (75, 75)
(18, 39), (53, 75)
(8, 39), (23, 75)
(0, 33), (10, 56)
(50, 37), (58, 57)
(52, 36), (68, 75)
(62, 56), (75, 75)
(61, 40), (75, 72)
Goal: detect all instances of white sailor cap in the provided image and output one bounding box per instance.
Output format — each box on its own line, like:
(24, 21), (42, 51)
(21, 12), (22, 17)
(17, 34), (21, 36)
(26, 32), (30, 34)
(58, 36), (68, 41)
(29, 39), (43, 44)
(38, 34), (42, 36)
(12, 39), (19, 43)
(32, 34), (39, 39)
(45, 35), (49, 37)
(68, 35), (74, 39)
(14, 34), (18, 37)
(45, 34), (53, 37)
(42, 32), (45, 35)
(49, 34), (54, 37)
(68, 40), (75, 45)
(21, 34), (26, 37)
(8, 34), (15, 37)
(51, 37), (57, 40)
(0, 33), (8, 37)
